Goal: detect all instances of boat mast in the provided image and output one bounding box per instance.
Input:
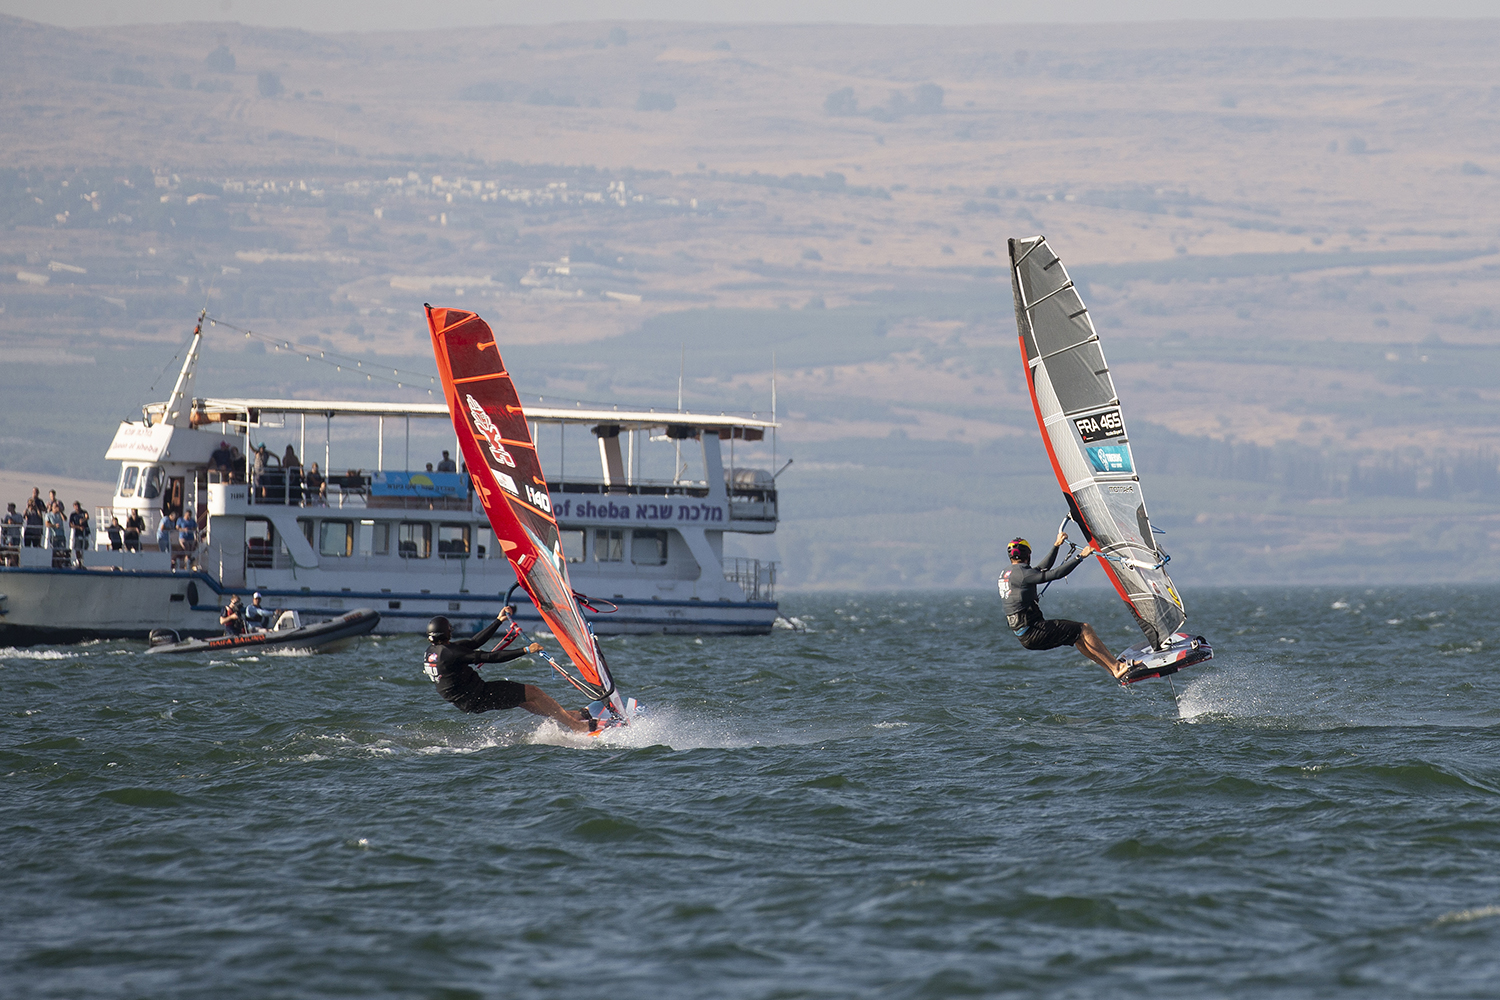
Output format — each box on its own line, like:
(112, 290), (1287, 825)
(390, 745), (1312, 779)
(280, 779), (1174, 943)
(163, 309), (206, 429)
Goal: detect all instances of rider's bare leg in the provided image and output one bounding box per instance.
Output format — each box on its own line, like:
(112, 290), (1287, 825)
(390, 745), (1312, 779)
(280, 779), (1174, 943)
(1075, 624), (1124, 677)
(519, 684), (591, 733)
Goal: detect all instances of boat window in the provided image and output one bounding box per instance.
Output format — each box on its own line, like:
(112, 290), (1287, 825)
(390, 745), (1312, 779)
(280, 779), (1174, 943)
(140, 466), (165, 500)
(594, 528), (623, 562)
(118, 465), (140, 498)
(399, 521), (431, 559)
(371, 522), (390, 556)
(245, 518), (274, 569)
(475, 526), (492, 560)
(437, 523), (470, 559)
(631, 529), (668, 566)
(299, 519), (314, 546)
(319, 521), (353, 557)
(560, 529), (585, 563)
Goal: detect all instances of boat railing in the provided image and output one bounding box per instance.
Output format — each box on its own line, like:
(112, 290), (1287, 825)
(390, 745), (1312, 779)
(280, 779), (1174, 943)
(723, 557), (777, 601)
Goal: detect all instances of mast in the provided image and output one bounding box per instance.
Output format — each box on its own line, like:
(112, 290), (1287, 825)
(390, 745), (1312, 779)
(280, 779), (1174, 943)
(163, 310), (206, 429)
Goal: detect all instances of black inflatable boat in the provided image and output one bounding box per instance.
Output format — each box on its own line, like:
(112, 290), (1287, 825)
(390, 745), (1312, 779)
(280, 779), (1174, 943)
(146, 608), (380, 656)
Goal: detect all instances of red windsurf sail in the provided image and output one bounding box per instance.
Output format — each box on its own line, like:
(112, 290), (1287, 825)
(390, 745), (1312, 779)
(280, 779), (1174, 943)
(426, 305), (622, 708)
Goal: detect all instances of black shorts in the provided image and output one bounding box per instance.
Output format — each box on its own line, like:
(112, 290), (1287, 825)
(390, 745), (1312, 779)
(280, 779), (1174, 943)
(1017, 619), (1084, 651)
(451, 679), (527, 714)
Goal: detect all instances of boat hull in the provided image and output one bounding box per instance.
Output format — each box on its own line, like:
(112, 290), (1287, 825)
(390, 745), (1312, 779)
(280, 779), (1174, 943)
(0, 566), (777, 646)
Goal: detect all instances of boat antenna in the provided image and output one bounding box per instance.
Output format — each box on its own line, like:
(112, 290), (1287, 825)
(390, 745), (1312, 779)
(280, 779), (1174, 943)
(771, 349), (777, 471)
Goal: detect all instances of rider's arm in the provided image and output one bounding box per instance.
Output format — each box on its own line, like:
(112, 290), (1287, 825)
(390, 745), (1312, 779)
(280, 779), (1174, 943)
(450, 617), (504, 651)
(1034, 543), (1061, 571)
(1037, 551), (1087, 582)
(474, 647), (529, 665)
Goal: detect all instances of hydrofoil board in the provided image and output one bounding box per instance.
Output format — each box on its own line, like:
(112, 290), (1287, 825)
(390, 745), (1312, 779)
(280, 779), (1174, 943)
(1116, 632), (1213, 686)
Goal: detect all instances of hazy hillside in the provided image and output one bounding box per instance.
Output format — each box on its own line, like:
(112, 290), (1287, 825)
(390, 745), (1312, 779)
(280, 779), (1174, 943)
(2, 14), (1499, 588)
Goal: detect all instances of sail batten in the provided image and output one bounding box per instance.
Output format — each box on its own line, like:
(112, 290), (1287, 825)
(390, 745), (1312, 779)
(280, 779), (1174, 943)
(1010, 236), (1187, 650)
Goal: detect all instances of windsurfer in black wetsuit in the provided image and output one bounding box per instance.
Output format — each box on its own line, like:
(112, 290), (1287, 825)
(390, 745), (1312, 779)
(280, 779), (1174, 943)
(999, 531), (1125, 678)
(424, 611), (592, 733)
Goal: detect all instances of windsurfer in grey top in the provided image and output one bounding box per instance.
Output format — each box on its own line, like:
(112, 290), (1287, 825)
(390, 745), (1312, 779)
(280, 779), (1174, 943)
(999, 531), (1125, 678)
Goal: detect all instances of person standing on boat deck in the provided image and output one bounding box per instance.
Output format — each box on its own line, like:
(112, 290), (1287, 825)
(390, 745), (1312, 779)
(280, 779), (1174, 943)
(424, 611), (592, 733)
(283, 446), (302, 503)
(68, 502), (89, 567)
(176, 509), (198, 570)
(436, 450), (457, 473)
(2, 503), (21, 548)
(999, 532), (1125, 678)
(22, 490), (44, 548)
(220, 594), (246, 635)
(156, 513), (172, 553)
(124, 509), (144, 552)
(106, 517), (124, 551)
(45, 500), (66, 554)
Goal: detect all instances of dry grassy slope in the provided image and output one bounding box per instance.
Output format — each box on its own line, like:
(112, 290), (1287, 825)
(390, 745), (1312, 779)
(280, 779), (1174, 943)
(3, 14), (1500, 587)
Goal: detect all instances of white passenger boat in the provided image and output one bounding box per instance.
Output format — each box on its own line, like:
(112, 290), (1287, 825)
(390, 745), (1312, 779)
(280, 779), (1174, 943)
(0, 323), (782, 644)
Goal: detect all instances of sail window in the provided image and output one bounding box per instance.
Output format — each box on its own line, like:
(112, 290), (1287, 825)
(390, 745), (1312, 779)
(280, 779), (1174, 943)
(438, 523), (470, 559)
(118, 465), (140, 498)
(140, 466), (165, 500)
(245, 518), (274, 569)
(399, 522), (431, 559)
(560, 529), (585, 563)
(594, 528), (624, 562)
(631, 529), (669, 566)
(319, 521), (354, 557)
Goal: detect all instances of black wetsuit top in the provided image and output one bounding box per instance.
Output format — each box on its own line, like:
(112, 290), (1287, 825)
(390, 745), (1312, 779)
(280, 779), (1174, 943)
(998, 544), (1086, 633)
(424, 618), (533, 704)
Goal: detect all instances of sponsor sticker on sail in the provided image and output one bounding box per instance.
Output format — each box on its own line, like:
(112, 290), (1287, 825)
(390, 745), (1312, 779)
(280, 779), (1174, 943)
(466, 394), (516, 468)
(1074, 409), (1123, 443)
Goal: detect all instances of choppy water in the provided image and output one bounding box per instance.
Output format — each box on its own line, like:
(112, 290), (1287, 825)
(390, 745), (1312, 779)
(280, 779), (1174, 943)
(4, 585), (1500, 999)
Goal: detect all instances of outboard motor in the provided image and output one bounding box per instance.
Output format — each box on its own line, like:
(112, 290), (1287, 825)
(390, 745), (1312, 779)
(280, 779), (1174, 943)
(148, 628), (180, 648)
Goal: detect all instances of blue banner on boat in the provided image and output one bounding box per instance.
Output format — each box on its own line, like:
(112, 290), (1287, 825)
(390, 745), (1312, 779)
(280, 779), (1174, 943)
(371, 471), (466, 498)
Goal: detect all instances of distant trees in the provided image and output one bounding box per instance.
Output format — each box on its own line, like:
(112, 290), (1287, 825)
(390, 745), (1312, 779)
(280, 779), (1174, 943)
(205, 46), (235, 73)
(823, 83), (943, 120)
(258, 71), (284, 98)
(636, 91), (676, 112)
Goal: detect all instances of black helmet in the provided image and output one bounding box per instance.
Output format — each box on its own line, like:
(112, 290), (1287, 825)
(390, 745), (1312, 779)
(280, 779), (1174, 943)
(1007, 537), (1031, 561)
(427, 615), (453, 642)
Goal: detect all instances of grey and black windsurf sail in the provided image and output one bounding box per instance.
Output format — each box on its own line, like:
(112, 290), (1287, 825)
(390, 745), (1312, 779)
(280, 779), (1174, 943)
(1008, 235), (1186, 649)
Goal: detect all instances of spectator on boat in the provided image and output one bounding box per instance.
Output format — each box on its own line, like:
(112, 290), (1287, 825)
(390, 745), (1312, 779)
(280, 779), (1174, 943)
(437, 450), (457, 473)
(210, 440), (235, 473)
(22, 490), (44, 547)
(2, 502), (21, 547)
(423, 611), (591, 733)
(220, 594), (246, 636)
(68, 502), (89, 567)
(45, 499), (66, 553)
(252, 443), (271, 498)
(284, 445), (303, 503)
(156, 513), (172, 553)
(425, 463), (434, 473)
(243, 591), (272, 630)
(106, 516), (124, 551)
(304, 462), (325, 504)
(176, 509), (198, 570)
(123, 509), (144, 552)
